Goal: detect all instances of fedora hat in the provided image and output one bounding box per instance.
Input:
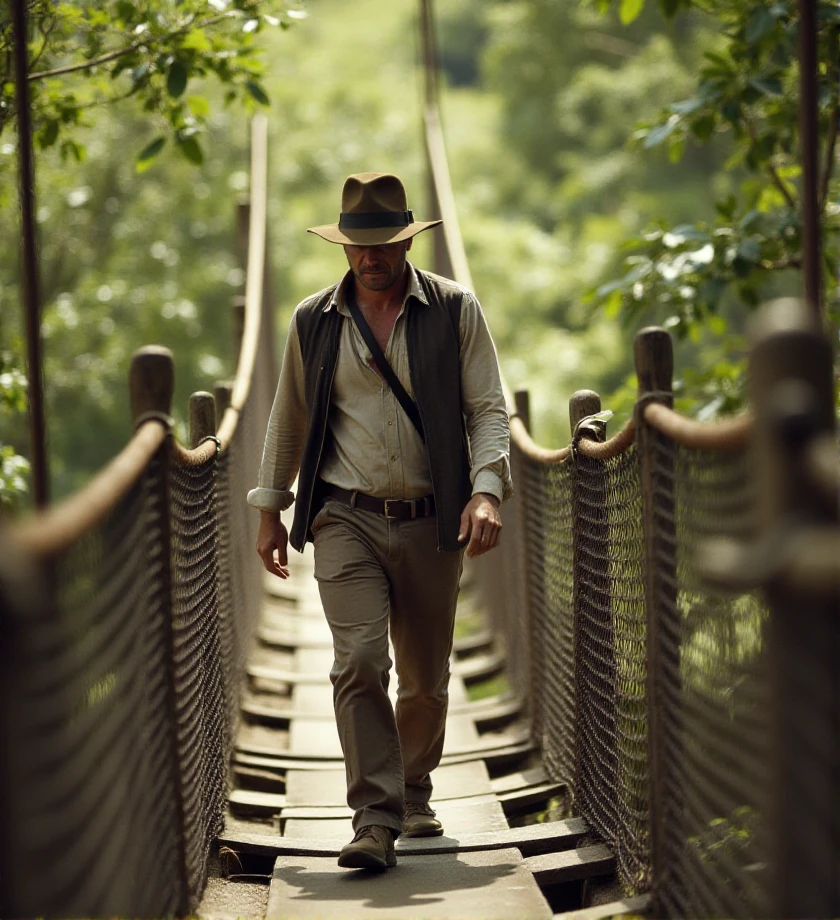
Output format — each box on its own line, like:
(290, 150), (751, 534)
(307, 172), (442, 246)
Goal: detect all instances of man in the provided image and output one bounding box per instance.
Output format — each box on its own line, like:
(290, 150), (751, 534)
(247, 172), (511, 870)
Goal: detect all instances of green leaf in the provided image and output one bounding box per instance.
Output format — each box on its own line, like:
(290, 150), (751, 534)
(167, 60), (188, 98)
(745, 8), (777, 44)
(39, 119), (59, 148)
(246, 80), (270, 106)
(659, 0), (681, 18)
(176, 134), (203, 164)
(690, 114), (716, 141)
(181, 28), (211, 51)
(187, 94), (210, 118)
(136, 135), (166, 171)
(748, 76), (784, 97)
(736, 238), (761, 263)
(671, 97), (704, 116)
(644, 115), (680, 149)
(620, 0), (645, 24)
(668, 134), (686, 163)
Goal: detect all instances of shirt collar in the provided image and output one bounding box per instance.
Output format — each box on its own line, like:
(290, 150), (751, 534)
(324, 262), (428, 313)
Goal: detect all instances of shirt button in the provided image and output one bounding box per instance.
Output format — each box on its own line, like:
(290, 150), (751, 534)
(391, 455), (396, 462)
(388, 420), (393, 426)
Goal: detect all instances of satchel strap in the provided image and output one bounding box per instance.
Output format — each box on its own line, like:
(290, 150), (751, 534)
(346, 286), (425, 443)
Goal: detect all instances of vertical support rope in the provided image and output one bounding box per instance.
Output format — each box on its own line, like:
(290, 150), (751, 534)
(11, 0), (49, 506)
(797, 0), (822, 323)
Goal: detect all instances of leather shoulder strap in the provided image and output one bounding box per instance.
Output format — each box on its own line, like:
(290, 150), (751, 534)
(346, 287), (425, 443)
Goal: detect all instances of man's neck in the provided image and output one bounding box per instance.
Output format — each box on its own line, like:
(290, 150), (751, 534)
(353, 265), (410, 313)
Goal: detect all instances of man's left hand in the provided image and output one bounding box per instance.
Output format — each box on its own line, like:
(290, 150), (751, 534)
(458, 493), (502, 558)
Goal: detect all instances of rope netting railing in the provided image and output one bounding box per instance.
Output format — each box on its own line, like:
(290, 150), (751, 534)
(0, 115), (276, 919)
(420, 12), (838, 911)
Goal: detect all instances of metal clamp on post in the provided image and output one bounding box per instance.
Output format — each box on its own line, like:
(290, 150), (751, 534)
(198, 435), (222, 456)
(133, 410), (174, 432)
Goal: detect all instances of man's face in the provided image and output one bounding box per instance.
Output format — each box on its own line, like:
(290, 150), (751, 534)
(344, 239), (412, 293)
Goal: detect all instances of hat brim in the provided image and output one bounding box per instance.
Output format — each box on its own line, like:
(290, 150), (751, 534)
(306, 219), (442, 246)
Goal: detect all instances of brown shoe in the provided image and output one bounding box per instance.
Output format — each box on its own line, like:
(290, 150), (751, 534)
(403, 802), (443, 837)
(337, 825), (397, 870)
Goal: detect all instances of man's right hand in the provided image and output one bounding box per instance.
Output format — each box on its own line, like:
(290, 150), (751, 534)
(256, 510), (290, 579)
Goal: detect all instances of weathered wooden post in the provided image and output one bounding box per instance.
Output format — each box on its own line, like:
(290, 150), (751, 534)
(634, 327), (679, 912)
(510, 389), (536, 725)
(748, 299), (839, 917)
(569, 390), (614, 835)
(189, 392), (217, 450)
(214, 383), (233, 433)
(232, 294), (246, 362)
(128, 346), (189, 916)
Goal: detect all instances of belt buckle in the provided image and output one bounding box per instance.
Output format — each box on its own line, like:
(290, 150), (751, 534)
(384, 499), (398, 520)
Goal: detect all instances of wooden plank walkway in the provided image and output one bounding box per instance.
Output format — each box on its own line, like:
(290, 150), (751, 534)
(202, 542), (622, 920)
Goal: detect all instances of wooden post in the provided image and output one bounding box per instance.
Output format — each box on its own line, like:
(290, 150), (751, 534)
(514, 389), (532, 435)
(749, 299), (839, 917)
(189, 392), (216, 450)
(569, 390), (614, 834)
(508, 388), (535, 724)
(128, 345), (188, 915)
(634, 327), (678, 911)
(232, 295), (246, 361)
(130, 346), (174, 426)
(236, 196), (250, 272)
(214, 383), (233, 433)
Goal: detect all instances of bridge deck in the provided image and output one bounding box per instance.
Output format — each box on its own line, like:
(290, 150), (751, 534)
(200, 545), (633, 920)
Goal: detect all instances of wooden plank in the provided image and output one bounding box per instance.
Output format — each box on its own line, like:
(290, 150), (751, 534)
(553, 894), (651, 920)
(452, 628), (493, 655)
(285, 760), (492, 808)
(267, 848), (553, 919)
(230, 788), (287, 817)
(242, 691), (521, 725)
(234, 738), (534, 773)
(219, 816), (589, 859)
(525, 846), (615, 886)
(490, 766), (549, 796)
(456, 650), (506, 682)
(498, 782), (566, 814)
(281, 794), (508, 837)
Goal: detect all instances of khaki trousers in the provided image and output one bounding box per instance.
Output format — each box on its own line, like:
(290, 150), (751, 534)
(311, 498), (463, 836)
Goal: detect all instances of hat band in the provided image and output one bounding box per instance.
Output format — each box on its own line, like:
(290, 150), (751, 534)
(338, 209), (414, 230)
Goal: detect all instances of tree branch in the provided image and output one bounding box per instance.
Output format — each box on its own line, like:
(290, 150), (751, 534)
(744, 113), (797, 210)
(28, 12), (232, 81)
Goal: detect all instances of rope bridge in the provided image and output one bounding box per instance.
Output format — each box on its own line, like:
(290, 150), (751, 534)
(2, 24), (839, 920)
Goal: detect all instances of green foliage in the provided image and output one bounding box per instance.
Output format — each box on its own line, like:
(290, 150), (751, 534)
(592, 0), (840, 414)
(0, 0), (306, 169)
(0, 333), (30, 509)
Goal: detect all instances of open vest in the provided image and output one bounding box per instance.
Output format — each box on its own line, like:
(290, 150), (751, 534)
(289, 269), (472, 553)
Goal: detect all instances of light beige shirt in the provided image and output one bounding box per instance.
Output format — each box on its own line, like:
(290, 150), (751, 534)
(247, 264), (512, 513)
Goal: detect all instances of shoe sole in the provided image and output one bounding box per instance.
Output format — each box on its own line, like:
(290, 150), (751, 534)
(401, 825), (444, 838)
(337, 850), (397, 870)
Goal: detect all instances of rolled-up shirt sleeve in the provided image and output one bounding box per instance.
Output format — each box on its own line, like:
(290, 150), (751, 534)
(459, 291), (513, 504)
(246, 314), (308, 513)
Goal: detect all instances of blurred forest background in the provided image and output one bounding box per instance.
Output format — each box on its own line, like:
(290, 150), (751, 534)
(1, 0), (837, 505)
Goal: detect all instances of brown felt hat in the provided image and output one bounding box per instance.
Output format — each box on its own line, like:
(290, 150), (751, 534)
(307, 172), (442, 245)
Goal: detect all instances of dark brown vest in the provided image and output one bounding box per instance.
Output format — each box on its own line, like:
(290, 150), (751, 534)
(289, 269), (472, 552)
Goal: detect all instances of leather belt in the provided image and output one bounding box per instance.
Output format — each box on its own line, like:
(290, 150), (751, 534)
(320, 482), (435, 520)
